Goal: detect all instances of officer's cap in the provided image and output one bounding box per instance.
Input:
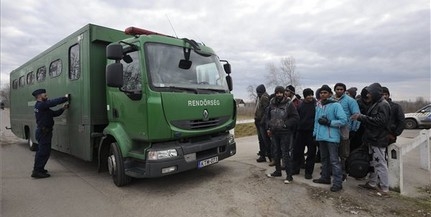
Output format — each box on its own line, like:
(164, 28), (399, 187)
(32, 89), (46, 97)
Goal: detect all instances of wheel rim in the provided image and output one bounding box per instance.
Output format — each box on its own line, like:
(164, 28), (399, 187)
(28, 137), (33, 148)
(108, 154), (116, 175)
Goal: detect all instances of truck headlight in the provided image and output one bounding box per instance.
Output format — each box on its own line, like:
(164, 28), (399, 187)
(148, 149), (178, 160)
(228, 134), (235, 145)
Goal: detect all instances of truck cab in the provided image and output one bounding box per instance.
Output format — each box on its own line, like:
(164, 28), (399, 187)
(101, 27), (236, 186)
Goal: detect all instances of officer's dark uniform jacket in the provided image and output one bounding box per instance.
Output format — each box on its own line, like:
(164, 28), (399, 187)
(34, 97), (68, 143)
(265, 96), (299, 133)
(358, 83), (391, 148)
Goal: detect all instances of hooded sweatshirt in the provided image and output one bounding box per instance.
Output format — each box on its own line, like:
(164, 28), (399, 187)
(313, 98), (347, 143)
(358, 83), (391, 147)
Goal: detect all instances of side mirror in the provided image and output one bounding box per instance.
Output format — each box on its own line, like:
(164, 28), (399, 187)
(223, 63), (231, 74)
(107, 44), (123, 60)
(226, 75), (233, 91)
(420, 109), (426, 113)
(106, 63), (124, 87)
(179, 59), (192, 69)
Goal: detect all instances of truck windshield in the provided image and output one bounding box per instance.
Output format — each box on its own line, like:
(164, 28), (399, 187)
(146, 43), (229, 93)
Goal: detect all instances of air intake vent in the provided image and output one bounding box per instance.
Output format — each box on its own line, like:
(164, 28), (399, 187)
(171, 116), (230, 130)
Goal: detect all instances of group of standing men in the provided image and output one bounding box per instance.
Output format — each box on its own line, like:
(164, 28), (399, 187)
(254, 82), (405, 194)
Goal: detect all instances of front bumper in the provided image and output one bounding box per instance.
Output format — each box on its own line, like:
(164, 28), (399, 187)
(124, 133), (236, 178)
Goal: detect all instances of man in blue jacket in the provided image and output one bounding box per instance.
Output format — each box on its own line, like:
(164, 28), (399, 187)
(312, 85), (347, 192)
(31, 89), (69, 178)
(333, 83), (360, 180)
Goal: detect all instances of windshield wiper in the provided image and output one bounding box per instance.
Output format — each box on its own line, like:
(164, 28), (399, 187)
(168, 86), (199, 94)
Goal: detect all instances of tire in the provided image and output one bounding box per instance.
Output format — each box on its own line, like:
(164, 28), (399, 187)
(26, 131), (38, 151)
(405, 119), (417, 129)
(107, 142), (131, 187)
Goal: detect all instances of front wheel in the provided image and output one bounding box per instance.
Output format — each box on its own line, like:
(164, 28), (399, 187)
(26, 131), (38, 151)
(405, 119), (417, 129)
(107, 142), (131, 187)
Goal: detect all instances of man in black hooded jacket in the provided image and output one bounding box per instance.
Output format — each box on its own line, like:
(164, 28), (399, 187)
(265, 86), (299, 184)
(351, 83), (391, 196)
(255, 84), (272, 163)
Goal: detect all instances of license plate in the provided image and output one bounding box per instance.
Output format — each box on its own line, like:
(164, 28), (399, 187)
(198, 156), (219, 168)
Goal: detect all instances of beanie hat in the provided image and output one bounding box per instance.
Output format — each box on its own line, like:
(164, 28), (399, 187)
(347, 87), (358, 98)
(315, 88), (321, 100)
(303, 88), (314, 98)
(382, 86), (390, 96)
(320, 84), (332, 94)
(286, 85), (295, 94)
(256, 84), (266, 94)
(334, 83), (346, 91)
(274, 86), (285, 94)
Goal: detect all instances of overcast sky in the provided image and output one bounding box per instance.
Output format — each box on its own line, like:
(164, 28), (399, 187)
(1, 0), (430, 101)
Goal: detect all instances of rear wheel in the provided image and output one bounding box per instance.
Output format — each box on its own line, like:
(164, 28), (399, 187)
(107, 142), (131, 187)
(405, 119), (417, 129)
(26, 129), (38, 151)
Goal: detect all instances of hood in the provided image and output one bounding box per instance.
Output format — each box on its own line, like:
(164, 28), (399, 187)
(366, 83), (383, 103)
(321, 98), (337, 105)
(270, 96), (290, 105)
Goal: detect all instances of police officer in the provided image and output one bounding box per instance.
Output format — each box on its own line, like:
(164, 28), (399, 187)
(31, 89), (70, 178)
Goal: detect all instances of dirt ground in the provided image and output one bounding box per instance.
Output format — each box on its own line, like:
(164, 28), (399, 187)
(1, 108), (431, 217)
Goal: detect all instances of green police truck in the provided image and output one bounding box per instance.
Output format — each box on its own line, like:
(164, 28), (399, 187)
(9, 24), (236, 186)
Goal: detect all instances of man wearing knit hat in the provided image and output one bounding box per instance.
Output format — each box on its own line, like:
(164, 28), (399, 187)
(266, 86), (299, 184)
(313, 84), (347, 192)
(382, 86), (405, 145)
(285, 85), (301, 109)
(31, 89), (70, 178)
(292, 88), (317, 179)
(255, 84), (272, 163)
(332, 82), (360, 181)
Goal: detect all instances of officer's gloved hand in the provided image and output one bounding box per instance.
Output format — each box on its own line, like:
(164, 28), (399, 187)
(65, 94), (71, 102)
(318, 116), (331, 126)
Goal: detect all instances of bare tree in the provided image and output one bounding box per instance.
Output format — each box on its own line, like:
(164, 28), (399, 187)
(246, 84), (257, 101)
(0, 84), (10, 107)
(266, 56), (300, 90)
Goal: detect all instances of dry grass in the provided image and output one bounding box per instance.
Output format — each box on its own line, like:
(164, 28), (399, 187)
(234, 122), (257, 138)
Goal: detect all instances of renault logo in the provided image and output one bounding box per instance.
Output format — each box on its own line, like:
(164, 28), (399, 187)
(202, 109), (209, 121)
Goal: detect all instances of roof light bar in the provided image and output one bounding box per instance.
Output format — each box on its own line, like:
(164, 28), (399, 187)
(124, 27), (167, 36)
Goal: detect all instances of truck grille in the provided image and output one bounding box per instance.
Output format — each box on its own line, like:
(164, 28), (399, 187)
(171, 116), (230, 130)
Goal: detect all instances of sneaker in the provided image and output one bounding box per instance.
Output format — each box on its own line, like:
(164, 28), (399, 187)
(256, 156), (266, 163)
(42, 169), (48, 174)
(358, 182), (378, 191)
(312, 178), (331, 185)
(330, 185), (343, 192)
(284, 176), (293, 184)
(267, 171), (282, 177)
(304, 174), (313, 180)
(31, 171), (50, 179)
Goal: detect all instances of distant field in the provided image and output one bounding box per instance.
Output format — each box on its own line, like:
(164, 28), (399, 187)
(234, 122), (256, 138)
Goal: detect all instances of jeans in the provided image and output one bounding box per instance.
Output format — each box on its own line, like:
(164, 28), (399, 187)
(271, 132), (293, 177)
(256, 122), (271, 158)
(319, 141), (343, 187)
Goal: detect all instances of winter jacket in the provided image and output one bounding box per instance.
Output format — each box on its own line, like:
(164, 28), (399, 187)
(297, 98), (316, 131)
(333, 93), (361, 132)
(265, 96), (299, 133)
(358, 83), (391, 148)
(387, 98), (405, 136)
(313, 99), (347, 143)
(254, 92), (270, 124)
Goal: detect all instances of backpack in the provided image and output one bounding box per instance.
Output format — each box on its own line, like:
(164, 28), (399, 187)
(347, 146), (371, 178)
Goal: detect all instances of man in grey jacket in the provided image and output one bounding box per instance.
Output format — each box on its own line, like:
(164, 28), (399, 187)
(255, 84), (272, 163)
